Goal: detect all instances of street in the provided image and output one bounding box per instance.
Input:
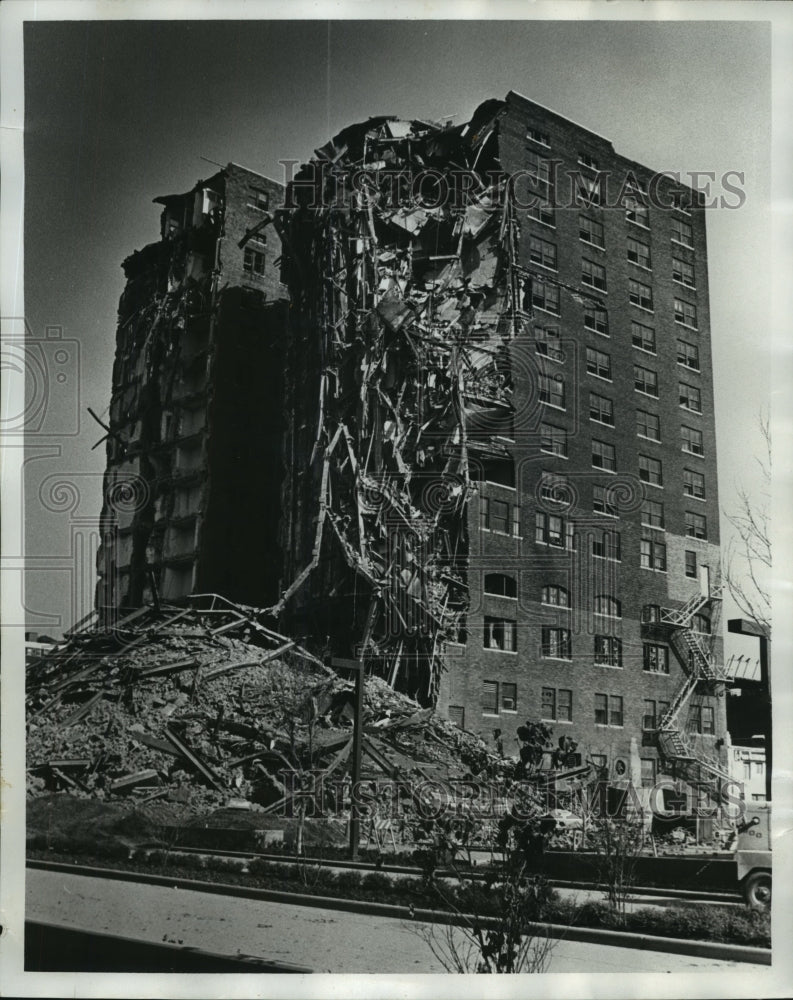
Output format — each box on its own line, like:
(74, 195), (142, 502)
(26, 868), (762, 974)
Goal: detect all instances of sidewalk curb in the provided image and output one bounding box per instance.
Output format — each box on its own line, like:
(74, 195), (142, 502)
(28, 858), (770, 966)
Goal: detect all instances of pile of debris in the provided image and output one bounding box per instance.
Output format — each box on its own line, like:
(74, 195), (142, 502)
(27, 596), (502, 825)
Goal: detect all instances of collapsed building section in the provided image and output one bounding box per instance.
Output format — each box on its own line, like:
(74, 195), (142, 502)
(95, 163), (288, 612)
(277, 101), (522, 705)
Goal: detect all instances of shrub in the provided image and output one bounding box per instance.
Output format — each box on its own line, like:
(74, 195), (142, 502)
(361, 872), (393, 895)
(335, 870), (363, 895)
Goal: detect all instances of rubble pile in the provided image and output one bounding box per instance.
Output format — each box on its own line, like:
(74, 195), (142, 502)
(27, 597), (501, 820)
(276, 101), (529, 703)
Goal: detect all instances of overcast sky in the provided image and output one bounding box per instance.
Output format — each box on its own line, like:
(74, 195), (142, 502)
(20, 16), (773, 655)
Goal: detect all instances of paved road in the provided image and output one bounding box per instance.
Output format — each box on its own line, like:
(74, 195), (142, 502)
(26, 869), (761, 974)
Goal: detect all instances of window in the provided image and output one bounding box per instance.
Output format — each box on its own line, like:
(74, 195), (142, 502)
(632, 321), (656, 353)
(594, 595), (621, 618)
(526, 152), (555, 192)
(587, 347), (611, 380)
(542, 627), (572, 660)
(593, 484), (617, 517)
(501, 683), (517, 713)
(641, 758), (657, 784)
(532, 280), (560, 314)
(247, 188), (270, 211)
(448, 705), (465, 728)
(582, 259), (607, 292)
(679, 383), (702, 413)
(692, 613), (711, 634)
(528, 202), (555, 227)
(677, 340), (700, 371)
(576, 173), (602, 207)
(629, 279), (653, 311)
(674, 298), (698, 328)
(592, 529), (621, 561)
(672, 218), (694, 247)
(688, 705), (715, 735)
(673, 257), (695, 287)
(540, 422), (568, 457)
(627, 237), (651, 269)
(643, 699), (670, 729)
(589, 392), (614, 426)
(671, 190), (692, 214)
(539, 372), (565, 408)
(579, 152), (599, 170)
(243, 246), (266, 276)
(751, 793), (767, 803)
(681, 425), (704, 456)
(684, 468), (706, 499)
(484, 573), (517, 598)
(634, 364), (658, 397)
(685, 550), (697, 578)
(639, 454), (663, 486)
(591, 753), (608, 770)
(535, 511), (574, 549)
(584, 304), (609, 335)
(541, 584), (570, 607)
(540, 471), (569, 506)
(482, 681), (499, 715)
(685, 511), (708, 539)
(641, 605), (661, 624)
(594, 635), (623, 667)
(644, 643), (670, 673)
(484, 616), (517, 652)
(592, 439), (616, 472)
(542, 687), (573, 722)
(625, 196), (649, 228)
(641, 539), (667, 572)
(535, 325), (563, 362)
(636, 410), (661, 442)
(641, 499), (665, 528)
(477, 456), (515, 487)
(530, 235), (558, 270)
(594, 694), (608, 725)
(480, 497), (520, 536)
(527, 127), (550, 147)
(579, 214), (604, 248)
(595, 694), (623, 727)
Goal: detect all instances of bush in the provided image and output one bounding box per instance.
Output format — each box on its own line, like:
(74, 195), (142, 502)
(335, 870), (363, 895)
(361, 872), (393, 895)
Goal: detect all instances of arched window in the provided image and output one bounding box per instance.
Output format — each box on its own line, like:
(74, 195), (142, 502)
(692, 613), (711, 634)
(641, 604), (661, 624)
(594, 595), (621, 618)
(541, 585), (570, 608)
(484, 573), (517, 599)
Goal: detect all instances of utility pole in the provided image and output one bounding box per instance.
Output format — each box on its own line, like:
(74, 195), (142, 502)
(728, 619), (771, 801)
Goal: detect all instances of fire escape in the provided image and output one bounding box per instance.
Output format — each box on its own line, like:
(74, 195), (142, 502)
(653, 585), (732, 795)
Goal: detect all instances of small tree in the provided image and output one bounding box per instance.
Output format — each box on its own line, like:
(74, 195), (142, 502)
(411, 787), (558, 973)
(589, 812), (645, 916)
(724, 411), (771, 637)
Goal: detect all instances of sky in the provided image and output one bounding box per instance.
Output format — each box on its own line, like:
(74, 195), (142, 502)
(18, 15), (774, 656)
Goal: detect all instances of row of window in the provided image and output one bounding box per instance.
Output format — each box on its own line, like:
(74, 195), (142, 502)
(536, 423), (705, 468)
(480, 621), (708, 671)
(537, 322), (701, 374)
(487, 680), (714, 732)
(529, 269), (697, 328)
(532, 226), (696, 289)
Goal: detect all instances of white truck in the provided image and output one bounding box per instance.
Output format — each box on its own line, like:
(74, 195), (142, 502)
(736, 804), (771, 910)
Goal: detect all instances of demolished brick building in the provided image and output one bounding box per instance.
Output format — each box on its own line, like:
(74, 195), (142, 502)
(96, 91), (730, 795)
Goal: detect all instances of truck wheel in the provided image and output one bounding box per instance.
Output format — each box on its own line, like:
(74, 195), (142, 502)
(743, 872), (771, 910)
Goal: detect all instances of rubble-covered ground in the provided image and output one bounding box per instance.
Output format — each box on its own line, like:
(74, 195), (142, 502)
(27, 600), (503, 844)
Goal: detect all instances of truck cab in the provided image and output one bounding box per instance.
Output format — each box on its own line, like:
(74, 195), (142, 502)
(736, 804), (771, 910)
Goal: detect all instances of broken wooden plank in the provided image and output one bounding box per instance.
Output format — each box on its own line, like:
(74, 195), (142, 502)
(59, 691), (104, 727)
(163, 726), (224, 790)
(130, 731), (183, 756)
(202, 643), (292, 682)
(109, 769), (161, 792)
(136, 658), (199, 679)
